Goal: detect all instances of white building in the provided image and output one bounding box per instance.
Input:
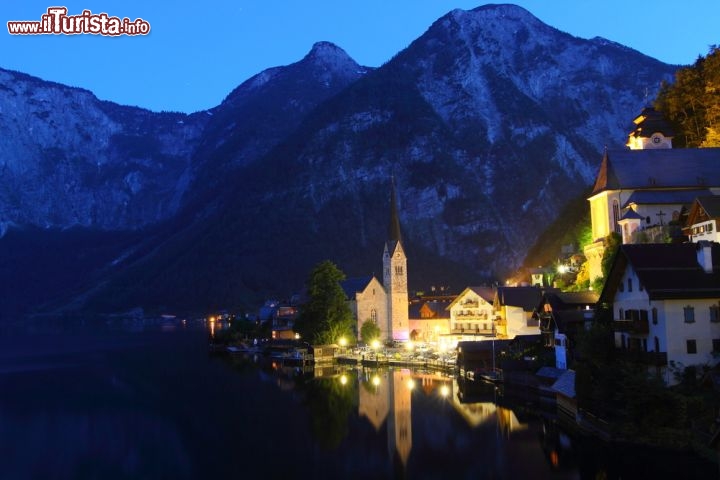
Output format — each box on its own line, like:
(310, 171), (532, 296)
(685, 195), (720, 244)
(600, 242), (720, 385)
(585, 107), (720, 281)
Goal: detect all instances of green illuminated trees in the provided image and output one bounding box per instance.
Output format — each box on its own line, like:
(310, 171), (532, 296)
(656, 45), (720, 147)
(295, 260), (355, 345)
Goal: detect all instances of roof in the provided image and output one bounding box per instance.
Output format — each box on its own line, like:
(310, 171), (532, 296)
(600, 243), (720, 302)
(468, 286), (496, 303)
(408, 300), (451, 320)
(551, 370), (576, 398)
(591, 147), (720, 195)
(496, 286), (545, 311)
(340, 276), (375, 299)
(628, 107), (675, 138)
(388, 177), (402, 244)
(696, 195), (720, 219)
(622, 189), (710, 208)
(619, 208), (645, 221)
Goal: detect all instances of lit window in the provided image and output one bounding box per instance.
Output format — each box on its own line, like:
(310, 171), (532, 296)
(687, 339), (697, 354)
(684, 306), (695, 323)
(371, 309), (377, 322)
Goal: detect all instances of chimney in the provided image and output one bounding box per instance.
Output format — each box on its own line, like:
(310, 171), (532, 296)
(696, 241), (714, 274)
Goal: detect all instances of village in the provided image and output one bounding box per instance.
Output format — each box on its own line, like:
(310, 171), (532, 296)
(211, 105), (720, 409)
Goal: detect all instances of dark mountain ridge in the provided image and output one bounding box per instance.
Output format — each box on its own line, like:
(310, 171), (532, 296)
(0, 5), (678, 316)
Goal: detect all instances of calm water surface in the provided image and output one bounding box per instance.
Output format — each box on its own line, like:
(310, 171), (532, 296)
(0, 319), (716, 479)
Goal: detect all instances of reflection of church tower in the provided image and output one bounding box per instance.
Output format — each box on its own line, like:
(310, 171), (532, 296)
(383, 179), (409, 341)
(387, 370), (412, 470)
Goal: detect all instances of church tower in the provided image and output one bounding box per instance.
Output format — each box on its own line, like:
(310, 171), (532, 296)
(626, 106), (675, 150)
(383, 179), (409, 341)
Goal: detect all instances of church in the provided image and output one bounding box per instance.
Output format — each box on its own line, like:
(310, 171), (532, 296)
(342, 180), (410, 342)
(585, 107), (720, 281)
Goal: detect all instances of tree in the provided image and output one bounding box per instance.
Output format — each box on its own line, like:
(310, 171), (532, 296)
(360, 319), (381, 344)
(655, 45), (720, 147)
(295, 260), (355, 345)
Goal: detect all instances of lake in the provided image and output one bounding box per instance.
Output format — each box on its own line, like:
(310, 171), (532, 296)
(0, 319), (716, 479)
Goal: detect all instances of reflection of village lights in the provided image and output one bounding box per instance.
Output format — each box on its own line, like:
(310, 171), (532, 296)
(439, 385), (450, 397)
(340, 374), (348, 386)
(406, 378), (415, 390)
(372, 375), (381, 386)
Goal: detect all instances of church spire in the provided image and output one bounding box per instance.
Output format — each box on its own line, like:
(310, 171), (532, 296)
(388, 176), (402, 244)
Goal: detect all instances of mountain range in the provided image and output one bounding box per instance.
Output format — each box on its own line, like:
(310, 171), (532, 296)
(0, 4), (677, 317)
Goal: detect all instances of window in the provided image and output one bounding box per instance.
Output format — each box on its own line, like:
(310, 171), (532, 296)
(708, 223), (714, 233)
(713, 339), (720, 353)
(619, 281), (624, 293)
(395, 265), (403, 275)
(684, 306), (695, 323)
(371, 309), (377, 323)
(710, 305), (720, 323)
(627, 279), (633, 292)
(687, 339), (697, 354)
(618, 308), (624, 320)
(652, 307), (658, 325)
(639, 282), (644, 292)
(613, 200), (620, 234)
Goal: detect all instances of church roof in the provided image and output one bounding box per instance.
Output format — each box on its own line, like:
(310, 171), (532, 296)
(341, 276), (375, 299)
(591, 148), (720, 195)
(622, 188), (710, 208)
(388, 177), (402, 244)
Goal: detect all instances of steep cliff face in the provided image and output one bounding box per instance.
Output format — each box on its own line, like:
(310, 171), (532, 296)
(0, 5), (680, 315)
(0, 68), (207, 231)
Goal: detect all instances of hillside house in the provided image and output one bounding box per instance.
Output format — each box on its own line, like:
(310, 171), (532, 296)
(535, 291), (598, 369)
(600, 242), (720, 385)
(684, 195), (720, 243)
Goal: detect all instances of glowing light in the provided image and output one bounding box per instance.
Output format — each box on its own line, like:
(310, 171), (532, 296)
(406, 378), (415, 390)
(340, 374), (348, 386)
(557, 264), (569, 274)
(294, 333), (301, 340)
(371, 339), (380, 350)
(405, 341), (414, 351)
(372, 375), (381, 386)
(339, 337), (347, 347)
(209, 316), (216, 323)
(440, 385), (450, 397)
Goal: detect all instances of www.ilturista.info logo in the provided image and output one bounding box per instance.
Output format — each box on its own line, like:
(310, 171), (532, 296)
(7, 7), (150, 36)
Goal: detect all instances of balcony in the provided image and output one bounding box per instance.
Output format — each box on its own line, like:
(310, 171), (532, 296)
(613, 318), (649, 334)
(615, 349), (668, 366)
(450, 327), (495, 336)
